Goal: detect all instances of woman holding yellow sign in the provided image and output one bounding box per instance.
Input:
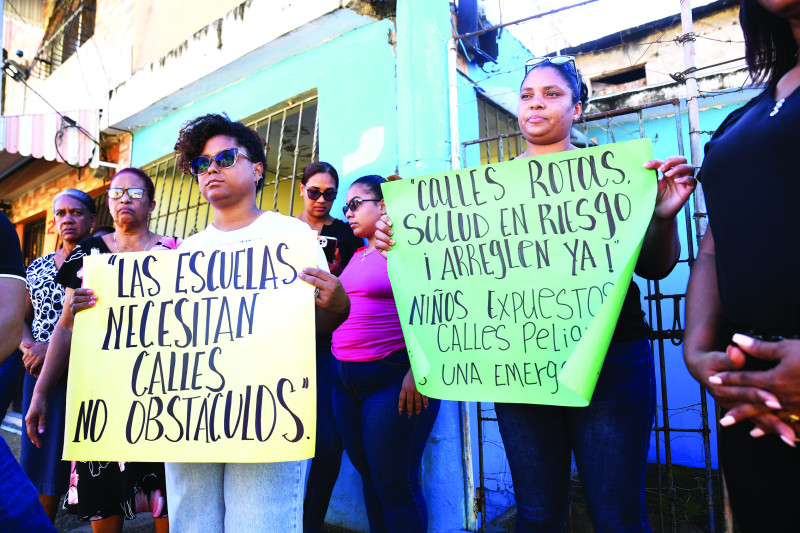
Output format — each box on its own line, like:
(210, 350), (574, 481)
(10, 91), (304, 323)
(26, 169), (174, 532)
(166, 113), (349, 532)
(377, 57), (695, 532)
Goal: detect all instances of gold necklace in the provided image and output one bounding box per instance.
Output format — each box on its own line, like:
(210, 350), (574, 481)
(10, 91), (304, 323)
(113, 231), (154, 252)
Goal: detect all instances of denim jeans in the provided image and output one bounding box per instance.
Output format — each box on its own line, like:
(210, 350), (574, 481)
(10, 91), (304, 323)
(0, 435), (56, 532)
(303, 350), (344, 533)
(0, 350), (21, 417)
(331, 349), (440, 533)
(165, 460), (306, 532)
(495, 338), (655, 533)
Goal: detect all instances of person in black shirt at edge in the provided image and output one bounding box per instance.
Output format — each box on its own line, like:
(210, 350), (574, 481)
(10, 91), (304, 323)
(0, 210), (56, 532)
(295, 161), (362, 533)
(684, 0), (800, 530)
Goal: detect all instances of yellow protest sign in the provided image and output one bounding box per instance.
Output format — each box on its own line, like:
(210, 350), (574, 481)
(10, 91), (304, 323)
(383, 139), (657, 406)
(63, 231), (317, 462)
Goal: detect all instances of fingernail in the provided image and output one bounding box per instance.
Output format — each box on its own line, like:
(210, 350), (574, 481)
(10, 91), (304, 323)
(38, 428), (44, 434)
(750, 427), (765, 438)
(708, 375), (723, 385)
(719, 415), (735, 426)
(732, 333), (755, 348)
(766, 400), (782, 410)
(781, 435), (796, 448)
(659, 165), (666, 172)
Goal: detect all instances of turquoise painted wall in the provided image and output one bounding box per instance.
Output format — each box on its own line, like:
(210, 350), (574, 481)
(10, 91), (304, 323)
(133, 19), (400, 226)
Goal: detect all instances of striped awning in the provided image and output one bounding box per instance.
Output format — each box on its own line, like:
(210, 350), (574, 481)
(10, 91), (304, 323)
(0, 110), (100, 168)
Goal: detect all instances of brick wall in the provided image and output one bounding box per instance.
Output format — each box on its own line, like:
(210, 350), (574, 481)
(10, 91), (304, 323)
(10, 135), (131, 254)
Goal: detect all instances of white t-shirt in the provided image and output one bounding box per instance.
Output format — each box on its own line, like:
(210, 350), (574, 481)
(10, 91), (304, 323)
(181, 211), (328, 270)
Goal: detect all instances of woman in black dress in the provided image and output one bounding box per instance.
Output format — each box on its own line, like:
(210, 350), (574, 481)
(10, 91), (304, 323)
(295, 161), (362, 532)
(684, 0), (800, 530)
(26, 168), (175, 533)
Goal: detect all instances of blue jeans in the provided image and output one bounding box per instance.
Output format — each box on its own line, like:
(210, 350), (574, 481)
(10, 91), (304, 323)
(0, 435), (56, 532)
(0, 350), (21, 417)
(165, 460), (306, 532)
(331, 349), (440, 533)
(303, 350), (344, 533)
(495, 339), (655, 533)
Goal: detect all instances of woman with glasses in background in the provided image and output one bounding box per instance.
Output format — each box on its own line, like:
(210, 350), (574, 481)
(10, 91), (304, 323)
(376, 56), (696, 532)
(295, 161), (363, 533)
(296, 161), (363, 275)
(26, 169), (175, 533)
(333, 175), (439, 533)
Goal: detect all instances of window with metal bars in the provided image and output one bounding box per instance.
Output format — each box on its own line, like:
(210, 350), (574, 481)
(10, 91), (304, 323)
(142, 90), (319, 239)
(22, 217), (46, 266)
(29, 0), (96, 79)
(477, 94), (524, 164)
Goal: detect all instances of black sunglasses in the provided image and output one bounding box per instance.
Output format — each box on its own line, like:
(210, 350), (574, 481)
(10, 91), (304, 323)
(525, 55), (580, 92)
(108, 187), (145, 199)
(305, 188), (337, 202)
(342, 198), (381, 217)
(190, 147), (254, 176)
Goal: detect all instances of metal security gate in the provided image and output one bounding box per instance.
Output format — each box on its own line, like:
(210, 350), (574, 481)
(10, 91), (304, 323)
(461, 99), (721, 533)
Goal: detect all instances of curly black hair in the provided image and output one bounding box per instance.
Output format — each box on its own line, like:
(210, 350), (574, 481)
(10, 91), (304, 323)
(740, 0), (796, 88)
(302, 161), (340, 187)
(174, 113), (267, 190)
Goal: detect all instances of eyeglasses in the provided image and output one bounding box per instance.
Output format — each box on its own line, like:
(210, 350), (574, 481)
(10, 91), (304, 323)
(342, 198), (381, 216)
(190, 147), (254, 176)
(108, 188), (145, 199)
(305, 188), (337, 202)
(525, 55), (580, 91)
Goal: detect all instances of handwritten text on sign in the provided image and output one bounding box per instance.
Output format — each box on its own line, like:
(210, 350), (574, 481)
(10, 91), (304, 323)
(64, 232), (317, 462)
(383, 139), (657, 406)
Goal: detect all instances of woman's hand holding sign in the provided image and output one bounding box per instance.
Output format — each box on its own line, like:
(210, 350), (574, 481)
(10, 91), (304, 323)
(300, 267), (350, 333)
(644, 156), (697, 220)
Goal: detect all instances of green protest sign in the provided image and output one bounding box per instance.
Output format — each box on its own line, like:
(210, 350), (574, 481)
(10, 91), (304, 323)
(382, 139), (657, 406)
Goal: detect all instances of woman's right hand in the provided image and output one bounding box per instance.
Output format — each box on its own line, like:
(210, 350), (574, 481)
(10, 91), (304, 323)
(685, 346), (798, 445)
(25, 390), (48, 448)
(398, 368), (428, 418)
(21, 341), (48, 377)
(685, 345), (777, 408)
(375, 215), (394, 259)
(70, 287), (97, 315)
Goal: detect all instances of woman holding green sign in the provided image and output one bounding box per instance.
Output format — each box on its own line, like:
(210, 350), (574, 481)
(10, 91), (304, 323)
(377, 57), (696, 532)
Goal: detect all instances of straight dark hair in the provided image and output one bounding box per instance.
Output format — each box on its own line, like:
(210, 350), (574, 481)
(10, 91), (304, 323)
(302, 161), (340, 187)
(740, 0), (796, 87)
(350, 175), (386, 200)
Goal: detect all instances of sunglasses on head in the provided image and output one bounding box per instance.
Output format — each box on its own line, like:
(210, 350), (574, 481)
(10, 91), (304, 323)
(342, 198), (381, 217)
(305, 188), (337, 202)
(190, 147), (254, 176)
(525, 55), (580, 91)
(108, 188), (145, 199)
